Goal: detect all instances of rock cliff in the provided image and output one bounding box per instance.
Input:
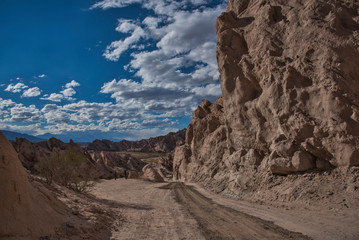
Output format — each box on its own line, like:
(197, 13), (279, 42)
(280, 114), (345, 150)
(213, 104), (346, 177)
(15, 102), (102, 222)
(87, 129), (186, 152)
(173, 0), (359, 206)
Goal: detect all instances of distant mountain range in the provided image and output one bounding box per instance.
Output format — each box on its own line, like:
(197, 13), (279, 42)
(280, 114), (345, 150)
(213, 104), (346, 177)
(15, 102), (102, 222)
(1, 130), (45, 142)
(87, 129), (186, 153)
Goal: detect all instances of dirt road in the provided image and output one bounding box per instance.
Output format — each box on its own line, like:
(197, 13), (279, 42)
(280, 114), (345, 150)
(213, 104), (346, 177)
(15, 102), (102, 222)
(167, 182), (310, 240)
(91, 179), (312, 240)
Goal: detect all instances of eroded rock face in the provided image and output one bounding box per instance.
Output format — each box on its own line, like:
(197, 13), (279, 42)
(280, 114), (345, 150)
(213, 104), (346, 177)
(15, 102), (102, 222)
(173, 98), (227, 182)
(216, 0), (359, 170)
(173, 0), (359, 204)
(0, 131), (67, 238)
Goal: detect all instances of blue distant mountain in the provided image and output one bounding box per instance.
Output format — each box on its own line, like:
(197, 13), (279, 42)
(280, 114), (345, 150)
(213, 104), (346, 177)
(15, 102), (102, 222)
(1, 130), (45, 142)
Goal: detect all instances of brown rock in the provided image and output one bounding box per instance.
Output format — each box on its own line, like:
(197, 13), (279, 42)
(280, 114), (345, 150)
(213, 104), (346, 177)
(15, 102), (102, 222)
(291, 151), (315, 172)
(172, 0), (359, 204)
(142, 164), (165, 182)
(0, 131), (66, 238)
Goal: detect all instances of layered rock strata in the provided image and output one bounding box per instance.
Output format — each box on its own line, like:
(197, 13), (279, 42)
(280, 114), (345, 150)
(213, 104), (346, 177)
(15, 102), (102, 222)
(173, 0), (359, 205)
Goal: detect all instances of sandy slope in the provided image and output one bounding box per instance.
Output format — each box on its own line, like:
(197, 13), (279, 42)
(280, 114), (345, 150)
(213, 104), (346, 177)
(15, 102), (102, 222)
(90, 179), (357, 240)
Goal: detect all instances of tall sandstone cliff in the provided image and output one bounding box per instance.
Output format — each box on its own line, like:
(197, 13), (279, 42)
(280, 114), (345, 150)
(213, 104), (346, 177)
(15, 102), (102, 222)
(174, 0), (359, 205)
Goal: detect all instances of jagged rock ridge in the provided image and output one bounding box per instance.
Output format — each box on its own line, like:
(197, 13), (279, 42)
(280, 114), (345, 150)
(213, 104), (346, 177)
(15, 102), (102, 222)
(87, 129), (186, 152)
(173, 0), (359, 205)
(11, 137), (145, 179)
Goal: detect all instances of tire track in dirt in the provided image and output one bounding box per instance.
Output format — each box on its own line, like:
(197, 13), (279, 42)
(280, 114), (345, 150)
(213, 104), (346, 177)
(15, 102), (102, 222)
(164, 182), (312, 240)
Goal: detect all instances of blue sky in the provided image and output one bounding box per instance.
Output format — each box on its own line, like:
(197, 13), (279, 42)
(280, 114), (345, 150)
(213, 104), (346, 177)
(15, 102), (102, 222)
(0, 0), (226, 142)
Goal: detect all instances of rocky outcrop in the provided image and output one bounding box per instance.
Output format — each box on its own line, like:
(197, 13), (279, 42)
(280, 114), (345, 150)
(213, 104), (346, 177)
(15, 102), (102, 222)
(173, 0), (359, 205)
(85, 150), (146, 178)
(87, 129), (186, 152)
(12, 137), (83, 171)
(11, 137), (145, 179)
(142, 164), (165, 182)
(0, 131), (67, 238)
(173, 98), (226, 182)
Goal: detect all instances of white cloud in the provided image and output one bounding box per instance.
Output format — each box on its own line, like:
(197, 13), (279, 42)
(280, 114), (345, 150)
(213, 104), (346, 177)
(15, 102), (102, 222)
(22, 87), (42, 97)
(191, 83), (221, 97)
(41, 93), (64, 102)
(41, 80), (80, 102)
(0, 98), (15, 109)
(91, 0), (225, 129)
(0, 0), (225, 140)
(60, 88), (76, 98)
(90, 0), (142, 10)
(5, 83), (28, 93)
(116, 19), (138, 33)
(10, 104), (42, 122)
(103, 24), (146, 61)
(0, 123), (42, 134)
(65, 80), (80, 88)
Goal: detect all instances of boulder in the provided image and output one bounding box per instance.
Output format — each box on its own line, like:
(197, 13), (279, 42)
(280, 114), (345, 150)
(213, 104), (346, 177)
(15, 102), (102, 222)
(142, 164), (165, 183)
(291, 151), (315, 172)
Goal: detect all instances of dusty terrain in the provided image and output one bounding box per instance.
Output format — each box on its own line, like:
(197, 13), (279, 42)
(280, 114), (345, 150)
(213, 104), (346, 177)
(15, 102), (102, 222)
(90, 179), (359, 240)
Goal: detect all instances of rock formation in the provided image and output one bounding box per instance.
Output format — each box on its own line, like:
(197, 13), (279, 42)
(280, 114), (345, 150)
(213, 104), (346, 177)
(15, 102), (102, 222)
(142, 164), (165, 182)
(0, 131), (67, 238)
(12, 137), (82, 171)
(11, 137), (146, 179)
(85, 150), (146, 178)
(87, 129), (186, 152)
(173, 0), (359, 205)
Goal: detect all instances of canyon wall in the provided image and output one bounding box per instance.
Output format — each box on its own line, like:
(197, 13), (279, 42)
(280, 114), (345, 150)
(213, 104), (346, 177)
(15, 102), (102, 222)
(173, 0), (359, 205)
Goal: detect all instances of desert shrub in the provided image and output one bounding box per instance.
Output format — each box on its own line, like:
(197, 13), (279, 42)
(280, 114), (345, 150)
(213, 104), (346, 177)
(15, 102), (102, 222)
(35, 150), (99, 192)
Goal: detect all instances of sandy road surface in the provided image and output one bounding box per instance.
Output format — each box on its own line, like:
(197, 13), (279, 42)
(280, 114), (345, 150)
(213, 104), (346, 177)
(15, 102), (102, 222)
(91, 179), (312, 240)
(91, 179), (205, 240)
(167, 182), (310, 240)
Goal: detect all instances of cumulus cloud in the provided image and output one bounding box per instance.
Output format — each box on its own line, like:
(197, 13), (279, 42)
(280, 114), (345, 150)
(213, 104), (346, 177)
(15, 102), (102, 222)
(65, 80), (80, 88)
(0, 98), (15, 109)
(5, 83), (28, 93)
(93, 0), (224, 115)
(10, 104), (42, 122)
(104, 22), (146, 61)
(41, 93), (64, 102)
(22, 87), (42, 97)
(1, 0), (225, 141)
(41, 80), (80, 102)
